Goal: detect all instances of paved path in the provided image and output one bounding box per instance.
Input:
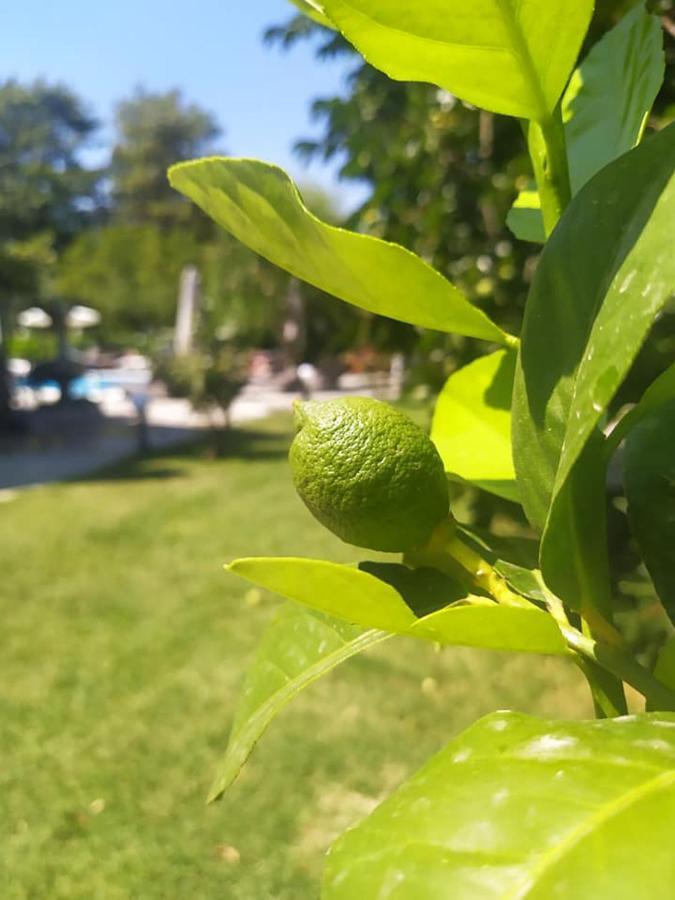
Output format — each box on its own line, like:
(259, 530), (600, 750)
(0, 383), (386, 492)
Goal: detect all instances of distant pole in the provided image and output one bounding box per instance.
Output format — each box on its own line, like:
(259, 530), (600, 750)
(174, 265), (201, 356)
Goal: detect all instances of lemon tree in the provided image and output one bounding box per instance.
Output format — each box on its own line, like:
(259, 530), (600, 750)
(170, 2), (675, 896)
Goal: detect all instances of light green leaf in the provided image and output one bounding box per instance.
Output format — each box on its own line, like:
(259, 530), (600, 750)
(288, 0), (334, 27)
(431, 350), (518, 502)
(227, 558), (566, 655)
(319, 0), (593, 121)
(208, 604), (388, 801)
(508, 5), (664, 242)
(169, 159), (508, 343)
(227, 558), (417, 632)
(409, 604), (566, 655)
(324, 711), (675, 899)
(623, 400), (675, 625)
(513, 123), (675, 610)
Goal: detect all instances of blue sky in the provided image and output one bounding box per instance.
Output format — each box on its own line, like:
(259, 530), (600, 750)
(3, 0), (368, 210)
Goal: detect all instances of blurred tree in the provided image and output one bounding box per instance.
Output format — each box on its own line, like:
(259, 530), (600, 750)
(111, 89), (221, 230)
(267, 0), (674, 379)
(0, 80), (99, 424)
(57, 225), (203, 337)
(0, 80), (101, 247)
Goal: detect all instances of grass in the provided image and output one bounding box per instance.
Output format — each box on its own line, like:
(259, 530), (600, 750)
(1, 415), (593, 899)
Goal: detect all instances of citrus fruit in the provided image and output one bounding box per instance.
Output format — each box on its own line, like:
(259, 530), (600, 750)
(290, 396), (449, 552)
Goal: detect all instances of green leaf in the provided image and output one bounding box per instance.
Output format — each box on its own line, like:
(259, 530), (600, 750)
(288, 0), (334, 27)
(539, 433), (613, 617)
(458, 525), (540, 571)
(513, 123), (675, 610)
(495, 561), (547, 603)
(623, 401), (675, 625)
(227, 558), (417, 632)
(610, 361), (675, 448)
(654, 638), (675, 693)
(409, 604), (566, 655)
(324, 711), (675, 899)
(319, 0), (593, 121)
(227, 558), (566, 655)
(508, 5), (664, 242)
(208, 604), (388, 801)
(431, 350), (518, 502)
(563, 3), (664, 195)
(506, 190), (546, 244)
(169, 159), (508, 344)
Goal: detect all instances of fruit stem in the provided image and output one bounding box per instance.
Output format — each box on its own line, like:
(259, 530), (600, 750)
(413, 524), (675, 710)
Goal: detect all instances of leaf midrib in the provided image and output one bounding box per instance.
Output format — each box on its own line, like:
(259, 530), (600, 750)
(505, 768), (675, 899)
(334, 0), (550, 120)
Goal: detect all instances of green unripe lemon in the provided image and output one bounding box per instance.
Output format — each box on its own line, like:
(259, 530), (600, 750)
(290, 396), (449, 552)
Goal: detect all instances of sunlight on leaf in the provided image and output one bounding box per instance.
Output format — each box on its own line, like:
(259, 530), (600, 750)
(508, 4), (664, 242)
(431, 350), (518, 502)
(319, 0), (593, 120)
(170, 159), (509, 343)
(324, 711), (675, 899)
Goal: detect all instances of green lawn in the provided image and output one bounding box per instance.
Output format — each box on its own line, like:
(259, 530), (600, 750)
(1, 417), (592, 899)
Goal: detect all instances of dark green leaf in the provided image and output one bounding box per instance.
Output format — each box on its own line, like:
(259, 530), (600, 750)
(513, 124), (675, 611)
(208, 604), (388, 801)
(169, 159), (508, 343)
(324, 711), (675, 899)
(624, 401), (675, 625)
(610, 361), (675, 448)
(495, 561), (547, 602)
(431, 350), (519, 502)
(654, 638), (675, 693)
(319, 0), (593, 120)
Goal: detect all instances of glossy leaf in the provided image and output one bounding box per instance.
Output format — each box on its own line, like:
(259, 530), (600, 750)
(319, 0), (593, 121)
(227, 558), (566, 655)
(624, 401), (675, 625)
(508, 5), (664, 242)
(431, 350), (518, 502)
(324, 711), (675, 899)
(513, 124), (675, 608)
(288, 0), (334, 27)
(169, 159), (508, 343)
(209, 604), (388, 801)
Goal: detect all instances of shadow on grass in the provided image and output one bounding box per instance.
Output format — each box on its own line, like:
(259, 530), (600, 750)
(74, 423), (292, 485)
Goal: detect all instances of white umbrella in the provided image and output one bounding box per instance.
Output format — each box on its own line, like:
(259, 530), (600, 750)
(67, 305), (101, 328)
(17, 306), (52, 329)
